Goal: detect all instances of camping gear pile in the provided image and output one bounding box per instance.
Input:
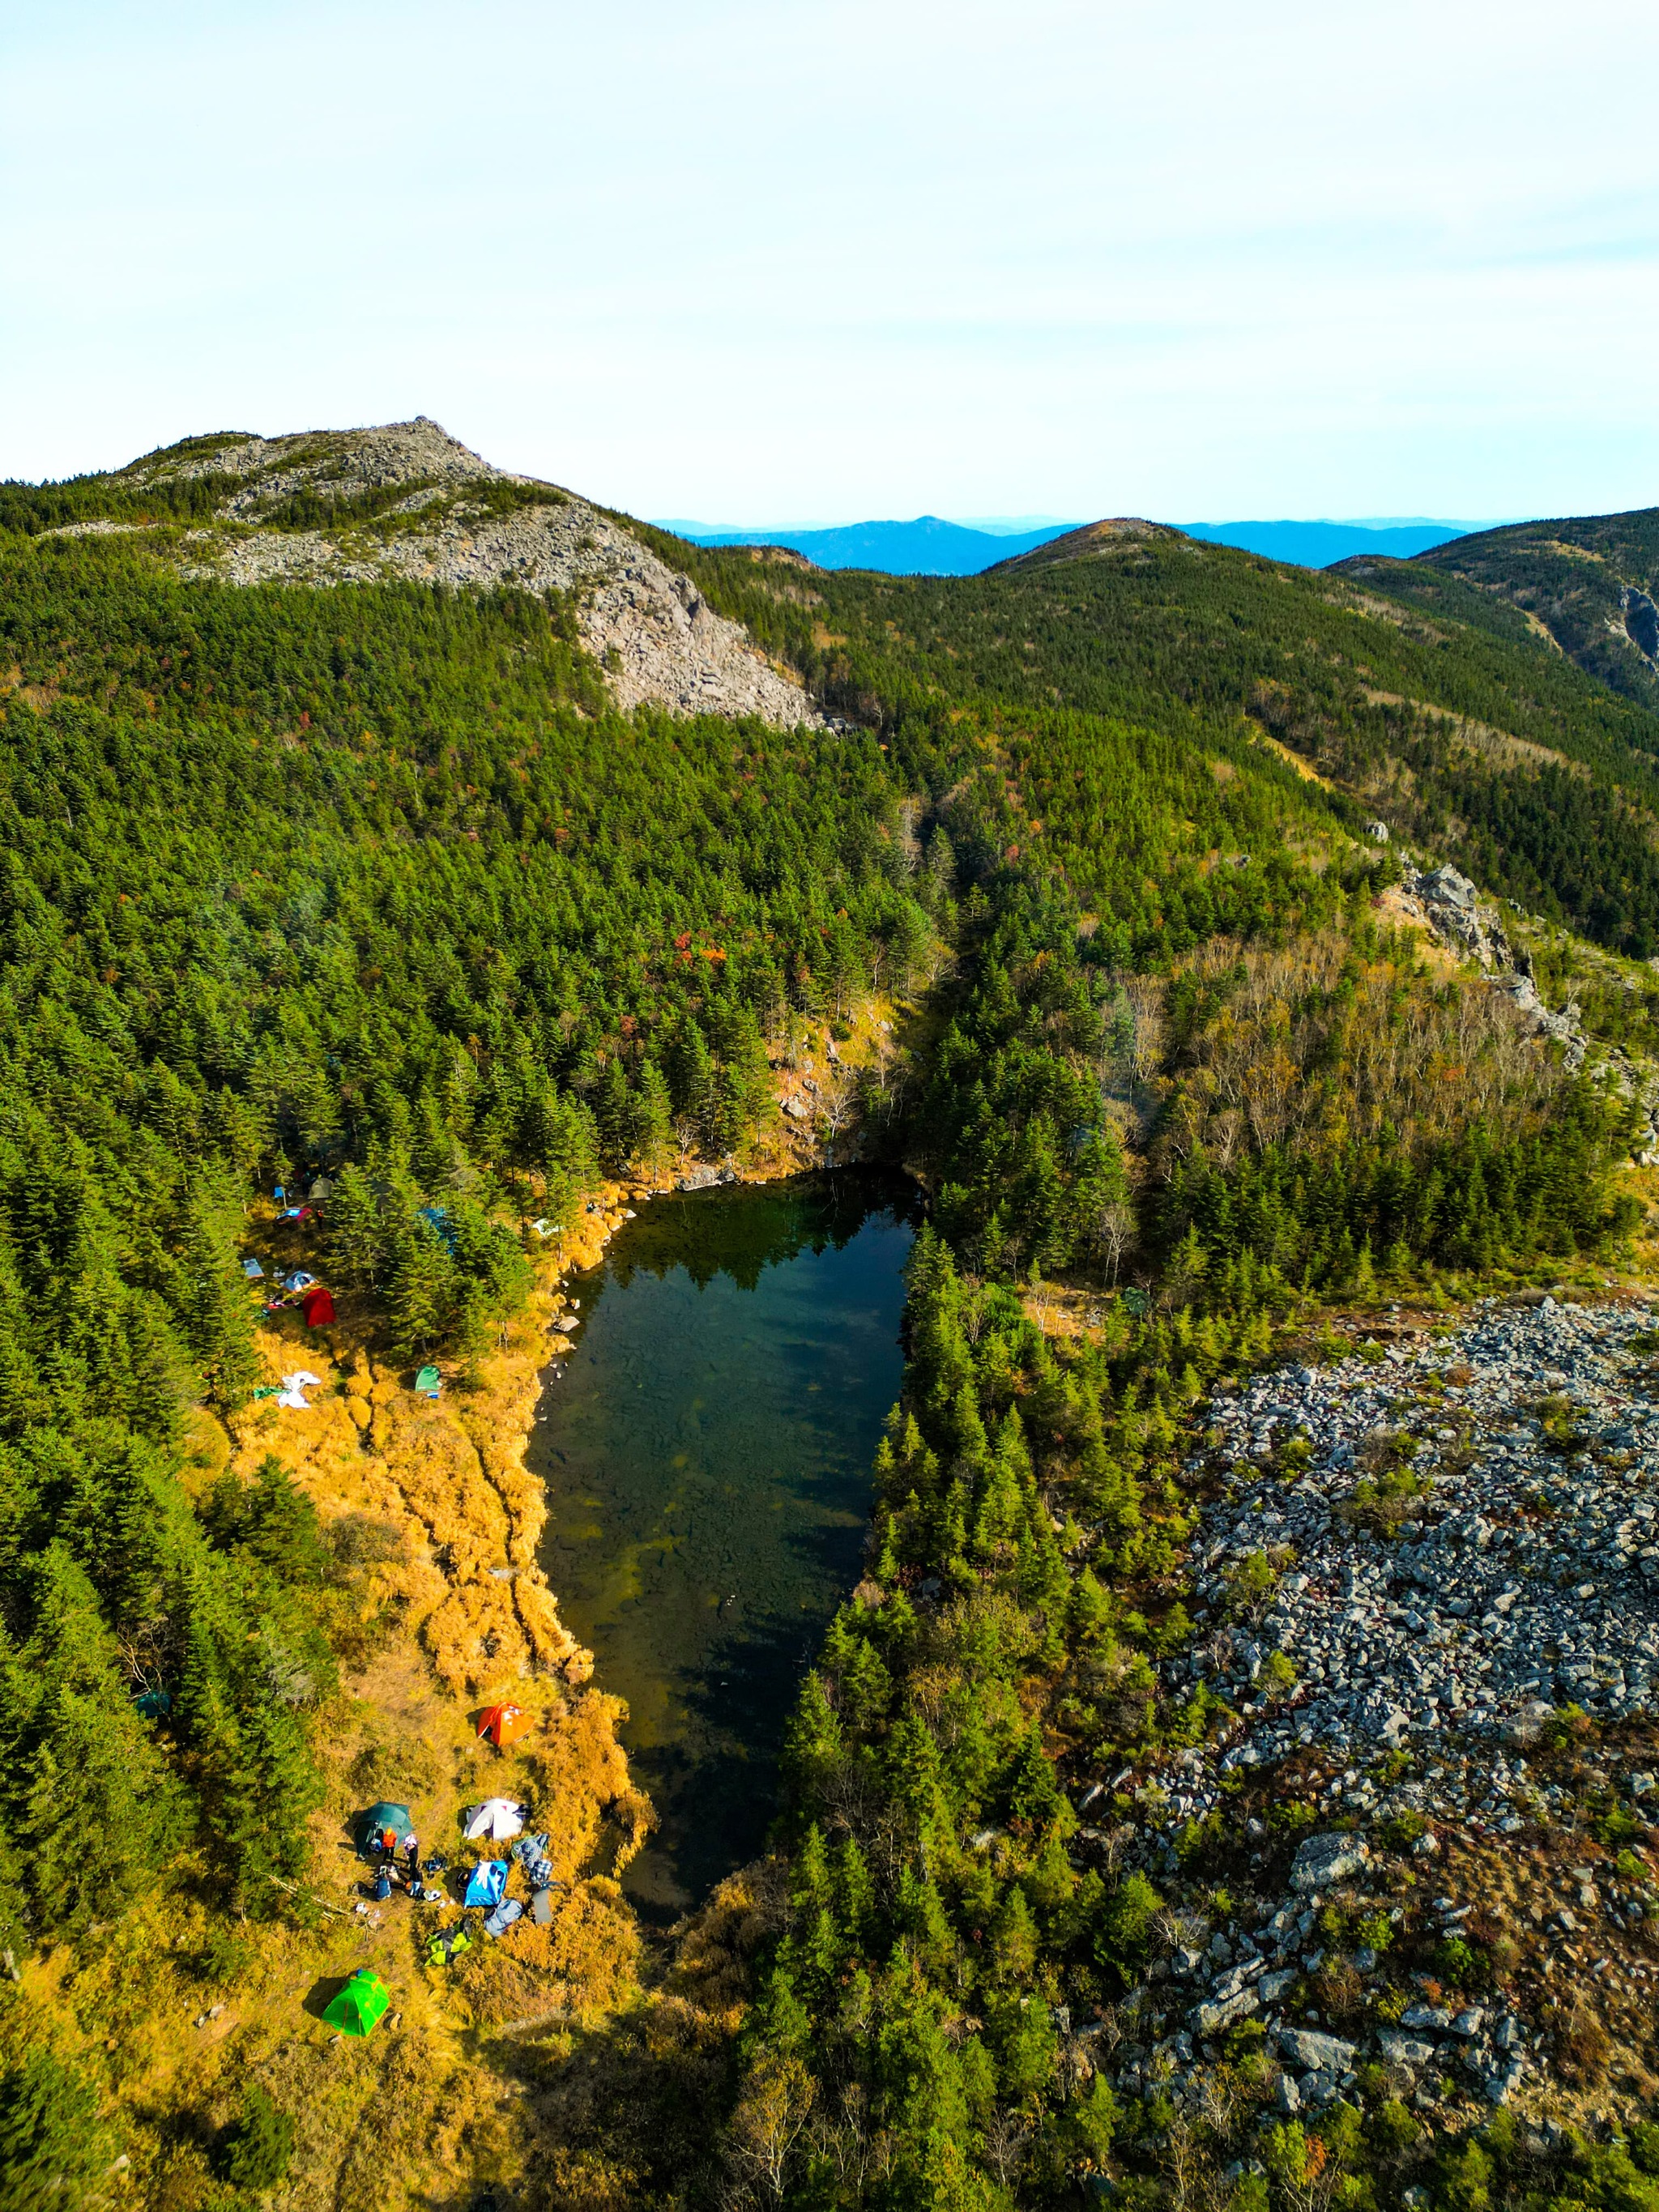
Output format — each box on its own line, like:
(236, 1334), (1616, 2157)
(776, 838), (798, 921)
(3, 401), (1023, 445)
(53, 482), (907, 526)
(514, 1831), (560, 1925)
(242, 1180), (339, 1329)
(263, 1269), (337, 1328)
(338, 1801), (562, 1974)
(443, 1805), (561, 1947)
(510, 1831), (555, 1892)
(241, 1197), (344, 1399)
(272, 1178), (328, 1222)
(427, 1924), (471, 1969)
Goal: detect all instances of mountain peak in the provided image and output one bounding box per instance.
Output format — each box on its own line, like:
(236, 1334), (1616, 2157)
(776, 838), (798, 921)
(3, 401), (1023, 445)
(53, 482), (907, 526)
(126, 415), (500, 498)
(61, 421), (825, 729)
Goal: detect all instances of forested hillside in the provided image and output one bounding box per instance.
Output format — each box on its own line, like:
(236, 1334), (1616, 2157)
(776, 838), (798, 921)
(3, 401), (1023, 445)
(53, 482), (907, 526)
(0, 518), (941, 2191)
(1336, 507), (1659, 716)
(4, 433), (1659, 2209)
(650, 513), (1659, 960)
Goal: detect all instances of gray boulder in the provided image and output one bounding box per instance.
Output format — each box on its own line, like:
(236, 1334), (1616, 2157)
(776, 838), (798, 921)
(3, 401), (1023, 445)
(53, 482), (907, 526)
(1189, 1988), (1260, 2037)
(1278, 2027), (1358, 2073)
(1376, 2031), (1437, 2068)
(1290, 1832), (1369, 1891)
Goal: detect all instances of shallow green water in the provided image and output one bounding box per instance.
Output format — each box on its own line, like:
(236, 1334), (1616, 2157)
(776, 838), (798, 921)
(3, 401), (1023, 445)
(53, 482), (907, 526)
(529, 1171), (918, 1919)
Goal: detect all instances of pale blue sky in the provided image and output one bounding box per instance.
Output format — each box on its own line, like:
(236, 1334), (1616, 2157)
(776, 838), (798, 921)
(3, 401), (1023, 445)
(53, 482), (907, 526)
(5, 0), (1657, 523)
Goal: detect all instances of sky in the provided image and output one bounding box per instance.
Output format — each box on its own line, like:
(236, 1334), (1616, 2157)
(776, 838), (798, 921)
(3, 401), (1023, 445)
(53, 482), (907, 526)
(5, 0), (1658, 524)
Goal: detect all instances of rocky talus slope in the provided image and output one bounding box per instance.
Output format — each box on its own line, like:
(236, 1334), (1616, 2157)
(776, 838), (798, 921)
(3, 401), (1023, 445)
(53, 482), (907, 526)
(1073, 1296), (1659, 2136)
(124, 417), (822, 726)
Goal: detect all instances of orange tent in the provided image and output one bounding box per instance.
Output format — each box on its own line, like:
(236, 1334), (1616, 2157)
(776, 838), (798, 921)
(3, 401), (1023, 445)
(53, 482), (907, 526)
(476, 1703), (533, 1750)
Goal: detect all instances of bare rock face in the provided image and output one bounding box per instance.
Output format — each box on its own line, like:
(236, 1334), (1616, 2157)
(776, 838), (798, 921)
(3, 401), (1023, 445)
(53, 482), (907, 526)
(130, 417), (821, 729)
(1389, 859), (1659, 1157)
(1397, 865), (1589, 1063)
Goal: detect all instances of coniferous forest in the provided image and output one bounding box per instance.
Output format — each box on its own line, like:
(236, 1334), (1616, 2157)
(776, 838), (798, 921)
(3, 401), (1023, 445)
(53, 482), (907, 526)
(4, 443), (1659, 2209)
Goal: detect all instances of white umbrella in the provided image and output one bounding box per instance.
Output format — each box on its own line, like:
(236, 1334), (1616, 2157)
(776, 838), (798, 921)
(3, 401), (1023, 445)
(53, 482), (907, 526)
(463, 1799), (526, 1843)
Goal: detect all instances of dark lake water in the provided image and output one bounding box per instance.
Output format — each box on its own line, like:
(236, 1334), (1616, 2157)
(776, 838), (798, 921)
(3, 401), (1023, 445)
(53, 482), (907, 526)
(529, 1170), (918, 1920)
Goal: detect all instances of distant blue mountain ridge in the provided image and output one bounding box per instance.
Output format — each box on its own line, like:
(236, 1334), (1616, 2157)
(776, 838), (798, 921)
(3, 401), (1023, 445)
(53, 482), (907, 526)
(1179, 518), (1473, 566)
(654, 514), (1479, 577)
(659, 514), (1073, 575)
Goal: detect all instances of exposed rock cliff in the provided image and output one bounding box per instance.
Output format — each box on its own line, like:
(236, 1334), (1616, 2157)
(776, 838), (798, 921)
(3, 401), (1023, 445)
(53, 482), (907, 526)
(1394, 862), (1659, 1156)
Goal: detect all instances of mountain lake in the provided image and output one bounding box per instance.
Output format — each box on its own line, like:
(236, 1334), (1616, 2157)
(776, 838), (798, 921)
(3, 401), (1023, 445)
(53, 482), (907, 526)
(529, 1170), (918, 1919)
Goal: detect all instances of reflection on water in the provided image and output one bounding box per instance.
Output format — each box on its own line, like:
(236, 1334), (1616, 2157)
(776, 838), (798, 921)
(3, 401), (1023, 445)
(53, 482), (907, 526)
(529, 1171), (918, 1920)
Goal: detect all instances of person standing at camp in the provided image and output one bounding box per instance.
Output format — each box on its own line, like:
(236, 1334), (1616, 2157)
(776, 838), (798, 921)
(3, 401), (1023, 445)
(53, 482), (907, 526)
(403, 1831), (420, 1886)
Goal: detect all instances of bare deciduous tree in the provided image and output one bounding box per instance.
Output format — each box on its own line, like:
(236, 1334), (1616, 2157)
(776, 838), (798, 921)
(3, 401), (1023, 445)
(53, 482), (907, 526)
(720, 2053), (817, 2210)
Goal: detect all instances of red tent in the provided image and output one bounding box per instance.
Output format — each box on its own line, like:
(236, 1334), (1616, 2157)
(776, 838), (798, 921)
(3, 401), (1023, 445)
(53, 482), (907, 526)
(476, 1703), (534, 1750)
(301, 1286), (336, 1328)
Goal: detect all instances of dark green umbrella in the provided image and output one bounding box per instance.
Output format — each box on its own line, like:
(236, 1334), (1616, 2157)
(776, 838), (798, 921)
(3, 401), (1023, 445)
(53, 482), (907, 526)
(356, 1802), (413, 1857)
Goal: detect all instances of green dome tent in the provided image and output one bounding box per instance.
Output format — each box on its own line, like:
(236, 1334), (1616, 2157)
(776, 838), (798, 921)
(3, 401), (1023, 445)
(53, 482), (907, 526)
(355, 1802), (413, 1857)
(322, 1969), (390, 2038)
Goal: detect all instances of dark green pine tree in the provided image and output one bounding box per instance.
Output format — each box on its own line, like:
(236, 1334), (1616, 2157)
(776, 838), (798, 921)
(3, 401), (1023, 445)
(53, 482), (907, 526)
(634, 1057), (675, 1190)
(384, 1207), (456, 1359)
(0, 2047), (114, 2207)
(667, 1018), (719, 1149)
(595, 1056), (637, 1172)
(4, 1546), (186, 1929)
(326, 1161), (385, 1289)
(177, 1194), (259, 1410)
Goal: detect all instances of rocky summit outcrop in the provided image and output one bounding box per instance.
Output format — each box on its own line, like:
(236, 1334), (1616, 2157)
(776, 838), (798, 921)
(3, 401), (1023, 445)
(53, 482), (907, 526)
(130, 417), (822, 728)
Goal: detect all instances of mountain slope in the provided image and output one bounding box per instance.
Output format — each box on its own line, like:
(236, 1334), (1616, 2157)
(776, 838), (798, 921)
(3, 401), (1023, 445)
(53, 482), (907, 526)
(3, 417), (821, 727)
(1335, 505), (1659, 712)
(654, 509), (1659, 954)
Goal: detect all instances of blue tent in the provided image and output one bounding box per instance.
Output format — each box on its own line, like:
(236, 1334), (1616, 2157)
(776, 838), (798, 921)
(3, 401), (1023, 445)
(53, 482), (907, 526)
(417, 1206), (458, 1254)
(463, 1860), (506, 1909)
